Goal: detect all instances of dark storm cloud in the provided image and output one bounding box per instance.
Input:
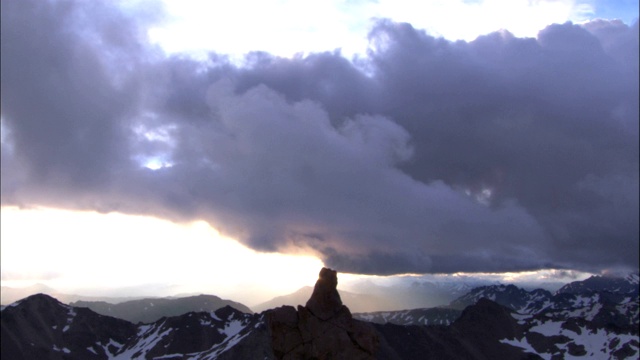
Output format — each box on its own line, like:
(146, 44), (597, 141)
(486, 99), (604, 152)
(1, 0), (638, 275)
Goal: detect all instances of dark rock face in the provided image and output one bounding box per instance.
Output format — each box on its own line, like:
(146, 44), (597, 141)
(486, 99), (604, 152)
(268, 267), (379, 359)
(305, 267), (344, 320)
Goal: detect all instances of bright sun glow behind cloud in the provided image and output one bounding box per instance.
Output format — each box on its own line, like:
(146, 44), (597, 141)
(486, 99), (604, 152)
(147, 0), (601, 59)
(0, 207), (323, 305)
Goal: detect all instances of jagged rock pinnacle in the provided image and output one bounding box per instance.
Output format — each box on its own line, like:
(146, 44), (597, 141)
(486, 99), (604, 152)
(268, 267), (379, 359)
(305, 267), (343, 320)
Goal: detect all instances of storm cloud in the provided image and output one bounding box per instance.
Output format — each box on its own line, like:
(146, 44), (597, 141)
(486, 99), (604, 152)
(1, 0), (638, 275)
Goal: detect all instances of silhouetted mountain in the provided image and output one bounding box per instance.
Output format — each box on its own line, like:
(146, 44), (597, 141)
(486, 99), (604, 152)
(1, 284), (58, 305)
(71, 294), (252, 323)
(252, 285), (393, 313)
(2, 269), (638, 359)
(0, 284), (149, 306)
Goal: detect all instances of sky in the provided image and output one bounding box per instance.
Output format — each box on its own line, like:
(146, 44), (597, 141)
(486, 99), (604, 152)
(1, 0), (638, 305)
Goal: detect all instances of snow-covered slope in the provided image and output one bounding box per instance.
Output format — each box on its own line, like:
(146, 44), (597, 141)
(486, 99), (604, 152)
(111, 306), (265, 359)
(495, 275), (640, 359)
(501, 307), (639, 359)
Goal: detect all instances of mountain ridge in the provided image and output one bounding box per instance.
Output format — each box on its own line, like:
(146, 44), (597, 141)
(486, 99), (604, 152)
(0, 285), (153, 306)
(71, 294), (252, 324)
(2, 270), (638, 359)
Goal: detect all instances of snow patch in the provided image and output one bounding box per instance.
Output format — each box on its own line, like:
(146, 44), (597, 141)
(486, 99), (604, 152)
(6, 300), (23, 309)
(151, 355), (183, 359)
(584, 303), (602, 321)
(529, 320), (564, 336)
(111, 324), (172, 360)
(510, 312), (531, 325)
(500, 338), (546, 359)
(200, 331), (251, 360)
(503, 319), (640, 360)
(220, 319), (245, 337)
(510, 313), (530, 321)
(102, 338), (124, 358)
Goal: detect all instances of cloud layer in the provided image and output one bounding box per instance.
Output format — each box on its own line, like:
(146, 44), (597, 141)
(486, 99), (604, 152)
(2, 0), (638, 275)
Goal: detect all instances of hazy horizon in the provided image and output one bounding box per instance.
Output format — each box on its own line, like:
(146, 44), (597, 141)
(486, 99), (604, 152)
(2, 261), (599, 309)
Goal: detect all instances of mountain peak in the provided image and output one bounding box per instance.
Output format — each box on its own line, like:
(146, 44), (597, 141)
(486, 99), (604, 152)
(15, 293), (66, 310)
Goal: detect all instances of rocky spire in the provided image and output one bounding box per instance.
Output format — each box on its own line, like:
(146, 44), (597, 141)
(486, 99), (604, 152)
(268, 267), (379, 359)
(305, 267), (344, 320)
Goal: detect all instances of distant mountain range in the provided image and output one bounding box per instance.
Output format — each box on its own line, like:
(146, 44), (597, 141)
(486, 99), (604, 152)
(2, 270), (638, 359)
(252, 285), (394, 313)
(345, 276), (499, 310)
(0, 284), (149, 306)
(0, 273), (570, 312)
(71, 295), (253, 324)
